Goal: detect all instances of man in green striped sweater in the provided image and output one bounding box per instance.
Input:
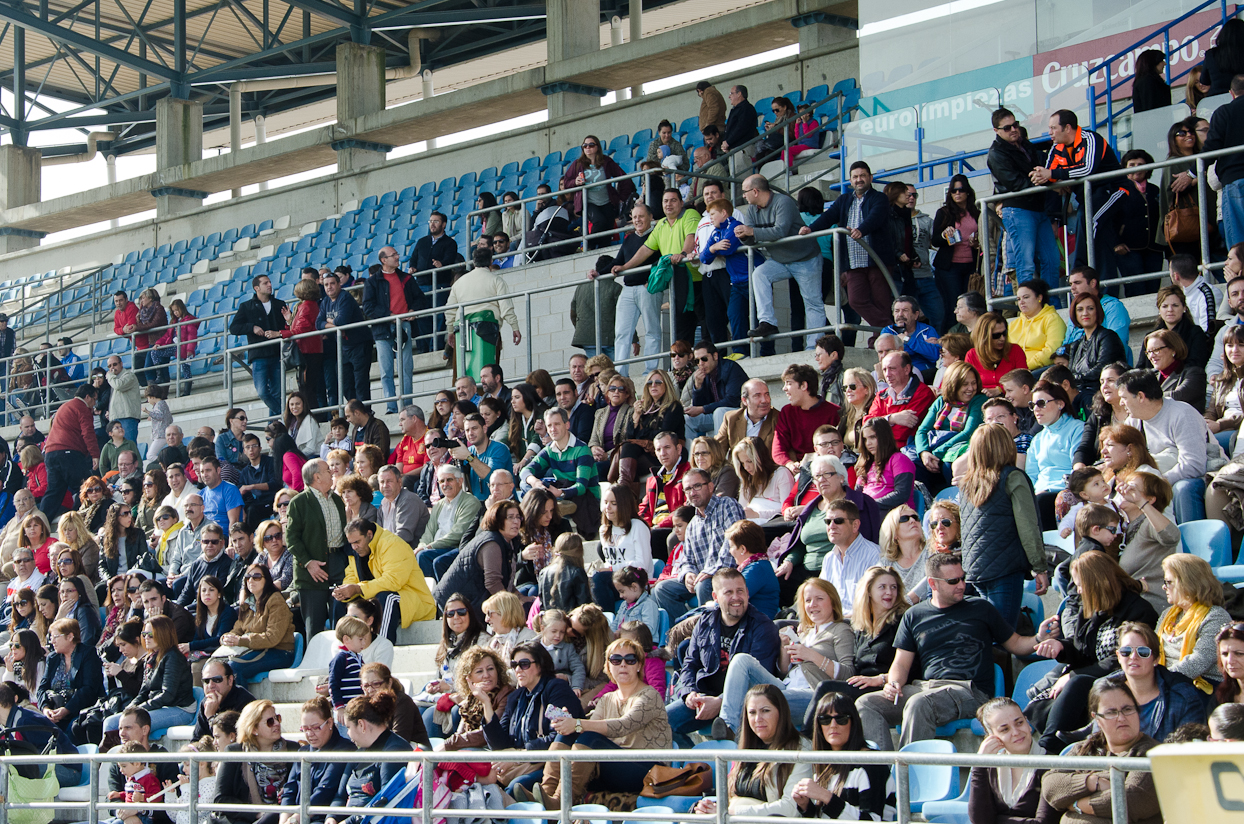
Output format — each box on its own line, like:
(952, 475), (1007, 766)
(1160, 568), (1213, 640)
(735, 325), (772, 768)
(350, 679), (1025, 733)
(519, 407), (600, 535)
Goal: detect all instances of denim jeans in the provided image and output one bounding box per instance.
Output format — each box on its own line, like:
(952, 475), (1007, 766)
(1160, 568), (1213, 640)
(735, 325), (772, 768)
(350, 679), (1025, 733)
(718, 653), (810, 734)
(324, 344), (371, 406)
(580, 345), (616, 360)
(229, 647), (296, 681)
(666, 697), (713, 749)
(751, 255), (826, 348)
(683, 407), (729, 445)
(1172, 476), (1207, 524)
(250, 356), (283, 417)
(1001, 206), (1062, 307)
(44, 448), (92, 522)
(653, 576), (713, 622)
(1224, 178), (1244, 250)
(104, 705), (195, 734)
(116, 417), (139, 444)
(613, 284), (663, 377)
(418, 545), (459, 580)
(969, 571), (1026, 630)
(911, 277), (944, 333)
(1216, 429), (1235, 457)
(376, 335), (413, 413)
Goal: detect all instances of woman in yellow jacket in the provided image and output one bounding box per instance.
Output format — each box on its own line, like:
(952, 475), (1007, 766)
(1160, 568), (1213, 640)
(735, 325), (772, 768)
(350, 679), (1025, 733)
(1008, 278), (1066, 370)
(338, 517), (436, 643)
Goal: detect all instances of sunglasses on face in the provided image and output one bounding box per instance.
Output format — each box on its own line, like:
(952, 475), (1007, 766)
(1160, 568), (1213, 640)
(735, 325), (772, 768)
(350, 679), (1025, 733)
(933, 576), (965, 585)
(263, 533), (282, 543)
(142, 482), (153, 487)
(950, 188), (968, 194)
(202, 675), (226, 685)
(696, 356), (712, 363)
(817, 713), (851, 726)
(444, 608), (469, 619)
(57, 558), (74, 566)
(201, 539), (221, 546)
(825, 517), (847, 526)
(1118, 645), (1153, 659)
(245, 573), (265, 581)
(844, 383), (858, 391)
(991, 331), (1007, 340)
(127, 587), (139, 593)
(582, 142), (598, 148)
(608, 654), (640, 666)
(996, 123), (1020, 132)
(263, 716), (281, 728)
(1028, 399), (1056, 410)
(897, 514), (918, 524)
(1175, 129), (1193, 137)
(930, 518), (955, 528)
(513, 659), (537, 670)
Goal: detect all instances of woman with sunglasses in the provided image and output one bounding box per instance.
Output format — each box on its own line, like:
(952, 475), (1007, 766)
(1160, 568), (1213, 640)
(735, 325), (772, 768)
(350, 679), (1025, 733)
(1161, 116), (1215, 259)
(1066, 293), (1128, 395)
(7, 586), (38, 641)
(213, 699), (295, 824)
(137, 469), (171, 540)
(219, 563), (296, 682)
(1041, 679), (1162, 821)
(1025, 380), (1084, 530)
(56, 576), (101, 648)
(1026, 555), (1159, 750)
(959, 424), (1048, 628)
(3, 627), (45, 698)
(1139, 286), (1211, 370)
(534, 636), (671, 808)
(931, 174), (982, 319)
(589, 375), (635, 482)
(1114, 471), (1178, 612)
(440, 646), (514, 750)
(794, 692), (896, 820)
(969, 697), (1058, 823)
(693, 684), (810, 819)
(839, 367), (877, 455)
(39, 616), (105, 734)
(254, 519), (293, 592)
(482, 641), (583, 795)
(428, 390), (455, 432)
(1157, 554), (1232, 691)
(103, 615), (195, 738)
(561, 134), (635, 250)
(271, 696), (355, 824)
(1143, 327), (1208, 412)
(182, 576), (236, 663)
(966, 312), (1031, 397)
(216, 409), (249, 469)
(879, 504), (930, 602)
(1072, 364), (1131, 469)
(427, 594), (485, 715)
(54, 546), (99, 606)
(616, 369), (684, 497)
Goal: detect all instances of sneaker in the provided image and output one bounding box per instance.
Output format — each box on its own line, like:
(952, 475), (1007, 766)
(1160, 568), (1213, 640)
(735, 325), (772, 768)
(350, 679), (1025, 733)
(748, 321), (779, 338)
(710, 716), (735, 741)
(556, 500), (577, 517)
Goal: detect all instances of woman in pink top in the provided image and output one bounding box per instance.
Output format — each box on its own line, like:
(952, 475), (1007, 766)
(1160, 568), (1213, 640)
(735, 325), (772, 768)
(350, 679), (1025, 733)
(931, 174), (982, 321)
(265, 421), (309, 492)
(855, 418), (916, 519)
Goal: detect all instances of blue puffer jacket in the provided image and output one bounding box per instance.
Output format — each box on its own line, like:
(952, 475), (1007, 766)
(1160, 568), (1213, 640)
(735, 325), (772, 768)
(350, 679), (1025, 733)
(676, 603), (780, 699)
(482, 674), (583, 751)
(338, 729), (413, 824)
(280, 728), (356, 822)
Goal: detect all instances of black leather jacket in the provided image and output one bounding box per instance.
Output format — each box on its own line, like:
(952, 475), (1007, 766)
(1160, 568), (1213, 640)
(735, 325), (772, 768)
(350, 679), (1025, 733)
(1067, 326), (1128, 392)
(986, 135), (1049, 212)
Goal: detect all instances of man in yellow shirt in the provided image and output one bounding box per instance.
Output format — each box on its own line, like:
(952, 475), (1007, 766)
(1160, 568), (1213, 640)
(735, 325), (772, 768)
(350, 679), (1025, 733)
(613, 187), (702, 346)
(335, 517), (436, 643)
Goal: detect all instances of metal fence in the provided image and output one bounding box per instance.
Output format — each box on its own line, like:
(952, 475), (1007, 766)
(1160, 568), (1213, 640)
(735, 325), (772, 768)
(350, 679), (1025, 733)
(0, 744), (1153, 824)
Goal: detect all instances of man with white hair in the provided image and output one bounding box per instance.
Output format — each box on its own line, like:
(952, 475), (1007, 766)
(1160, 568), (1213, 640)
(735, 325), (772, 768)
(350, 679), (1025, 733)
(414, 463), (482, 581)
(148, 424), (189, 471)
(286, 458), (348, 638)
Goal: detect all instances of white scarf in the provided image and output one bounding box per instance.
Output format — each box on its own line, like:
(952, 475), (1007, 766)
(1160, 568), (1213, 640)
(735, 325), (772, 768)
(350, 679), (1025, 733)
(996, 738), (1045, 809)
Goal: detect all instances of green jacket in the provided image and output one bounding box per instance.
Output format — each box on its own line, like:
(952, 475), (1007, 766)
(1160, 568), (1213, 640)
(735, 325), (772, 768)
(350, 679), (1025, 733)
(285, 488), (348, 591)
(100, 438), (140, 476)
(419, 492), (483, 550)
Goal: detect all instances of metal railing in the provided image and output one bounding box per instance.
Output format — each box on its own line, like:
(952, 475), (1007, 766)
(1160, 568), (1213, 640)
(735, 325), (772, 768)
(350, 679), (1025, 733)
(0, 743), (1154, 824)
(978, 141), (1244, 308)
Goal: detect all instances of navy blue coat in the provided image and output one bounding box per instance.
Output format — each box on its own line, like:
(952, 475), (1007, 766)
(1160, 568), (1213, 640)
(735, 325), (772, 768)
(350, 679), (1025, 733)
(337, 729), (413, 824)
(188, 603), (238, 653)
(37, 642), (105, 724)
(677, 603), (780, 699)
(808, 188), (894, 266)
(315, 290), (373, 347)
(687, 357), (748, 416)
(280, 728), (357, 822)
(482, 674), (583, 751)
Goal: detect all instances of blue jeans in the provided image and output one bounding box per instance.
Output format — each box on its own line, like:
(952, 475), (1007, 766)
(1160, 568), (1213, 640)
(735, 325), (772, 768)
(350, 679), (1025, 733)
(1224, 178), (1244, 250)
(228, 647), (296, 682)
(421, 704), (460, 739)
(104, 705), (195, 734)
(911, 278), (944, 334)
(970, 571), (1026, 630)
(613, 284), (663, 377)
(580, 345), (615, 360)
(559, 731), (655, 793)
(683, 407), (729, 445)
(376, 335), (413, 413)
(1172, 477), (1207, 525)
(1001, 206), (1062, 308)
(666, 697), (713, 749)
(718, 653), (811, 735)
(418, 545), (458, 580)
(751, 255), (826, 348)
(1217, 430), (1235, 457)
(250, 356), (283, 417)
(115, 417), (138, 444)
(653, 576), (713, 622)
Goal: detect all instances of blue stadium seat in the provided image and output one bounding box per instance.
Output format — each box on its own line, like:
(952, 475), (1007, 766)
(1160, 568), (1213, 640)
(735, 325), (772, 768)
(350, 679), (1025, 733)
(542, 151), (562, 167)
(171, 239), (189, 255)
(902, 739), (959, 812)
(1012, 659), (1060, 712)
(479, 166), (498, 181)
(257, 219), (273, 234)
(786, 90), (804, 106)
(607, 134), (631, 154)
(806, 84), (829, 106)
(679, 116), (698, 135)
(757, 96), (775, 123)
(417, 181), (436, 198)
(632, 128), (652, 146)
(398, 186), (419, 202)
(519, 156), (540, 173)
(500, 161), (520, 176)
(458, 171), (477, 190)
(541, 164), (563, 182)
(437, 176), (457, 193)
(239, 224), (257, 239)
(1180, 519), (1232, 568)
(563, 146), (582, 165)
(360, 195), (379, 211)
(155, 242), (172, 258)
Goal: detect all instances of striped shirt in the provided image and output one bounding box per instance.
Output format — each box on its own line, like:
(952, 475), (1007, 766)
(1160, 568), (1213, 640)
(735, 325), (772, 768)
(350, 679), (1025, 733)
(328, 647), (363, 708)
(674, 495), (745, 580)
(519, 435), (600, 499)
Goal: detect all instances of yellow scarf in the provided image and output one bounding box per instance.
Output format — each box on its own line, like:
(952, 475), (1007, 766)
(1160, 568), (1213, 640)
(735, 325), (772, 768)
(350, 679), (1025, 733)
(1157, 603), (1214, 694)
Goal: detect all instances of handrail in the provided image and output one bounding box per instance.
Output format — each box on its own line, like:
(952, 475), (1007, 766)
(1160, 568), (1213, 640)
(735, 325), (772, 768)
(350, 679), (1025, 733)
(0, 745), (1153, 824)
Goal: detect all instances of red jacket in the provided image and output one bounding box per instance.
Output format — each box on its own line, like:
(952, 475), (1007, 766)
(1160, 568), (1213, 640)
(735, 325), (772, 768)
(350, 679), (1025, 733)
(113, 302), (138, 338)
(865, 379), (935, 447)
(638, 460), (690, 528)
(44, 397), (101, 459)
(155, 313), (199, 359)
(964, 345), (1029, 392)
(281, 299), (323, 354)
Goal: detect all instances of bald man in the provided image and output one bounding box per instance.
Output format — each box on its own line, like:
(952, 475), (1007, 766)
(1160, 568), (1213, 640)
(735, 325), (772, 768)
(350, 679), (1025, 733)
(362, 246), (430, 414)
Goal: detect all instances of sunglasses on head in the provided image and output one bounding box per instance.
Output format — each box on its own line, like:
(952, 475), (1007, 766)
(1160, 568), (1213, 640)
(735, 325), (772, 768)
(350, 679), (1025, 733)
(608, 654), (640, 666)
(817, 713), (851, 726)
(444, 608), (469, 618)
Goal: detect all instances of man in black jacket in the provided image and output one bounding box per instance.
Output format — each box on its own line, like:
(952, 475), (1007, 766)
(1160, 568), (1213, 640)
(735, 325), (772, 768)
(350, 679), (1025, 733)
(362, 248), (429, 414)
(409, 211), (461, 352)
(190, 659), (256, 739)
(1204, 74), (1244, 249)
(317, 270), (373, 405)
(721, 84), (758, 155)
(227, 274), (287, 416)
(987, 107), (1062, 301)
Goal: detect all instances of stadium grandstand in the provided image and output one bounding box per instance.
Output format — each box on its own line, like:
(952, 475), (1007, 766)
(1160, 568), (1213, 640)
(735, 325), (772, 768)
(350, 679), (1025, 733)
(0, 0), (1242, 820)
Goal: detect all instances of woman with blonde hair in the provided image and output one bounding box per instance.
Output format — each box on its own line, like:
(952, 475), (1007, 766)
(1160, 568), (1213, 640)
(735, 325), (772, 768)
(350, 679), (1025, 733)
(616, 368), (684, 495)
(711, 576), (854, 740)
(213, 698), (294, 818)
(838, 367), (876, 453)
(965, 311), (1028, 395)
(879, 503), (929, 601)
(567, 603), (612, 699)
(731, 436), (794, 522)
(1157, 553), (1232, 691)
(56, 510), (100, 583)
(442, 646), (514, 750)
(689, 435), (738, 499)
(927, 500), (961, 553)
(482, 591), (535, 663)
(957, 424), (1047, 628)
(1140, 285), (1211, 370)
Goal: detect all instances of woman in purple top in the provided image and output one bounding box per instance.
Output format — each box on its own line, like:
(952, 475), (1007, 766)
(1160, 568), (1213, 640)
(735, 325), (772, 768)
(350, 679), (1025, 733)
(589, 374), (635, 485)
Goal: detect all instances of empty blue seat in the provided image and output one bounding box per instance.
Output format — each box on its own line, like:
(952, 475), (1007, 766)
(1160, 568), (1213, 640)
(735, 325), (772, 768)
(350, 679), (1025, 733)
(679, 116), (699, 135)
(171, 239), (189, 255)
(257, 219), (273, 234)
(787, 90), (804, 106)
(479, 166), (498, 181)
(359, 195), (379, 210)
(398, 185), (419, 202)
(1180, 519), (1232, 568)
(632, 128), (652, 146)
(519, 156), (540, 172)
(500, 161), (519, 176)
(437, 176), (456, 192)
(806, 84), (829, 106)
(607, 134), (631, 154)
(542, 150), (562, 167)
(902, 739), (959, 812)
(239, 224), (257, 239)
(458, 171), (477, 189)
(563, 146), (582, 165)
(187, 236), (205, 251)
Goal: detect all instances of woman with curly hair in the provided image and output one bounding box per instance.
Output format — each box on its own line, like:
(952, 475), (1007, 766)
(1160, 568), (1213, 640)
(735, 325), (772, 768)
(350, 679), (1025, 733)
(77, 476), (111, 533)
(442, 645), (515, 750)
(336, 473), (378, 523)
(213, 698), (294, 820)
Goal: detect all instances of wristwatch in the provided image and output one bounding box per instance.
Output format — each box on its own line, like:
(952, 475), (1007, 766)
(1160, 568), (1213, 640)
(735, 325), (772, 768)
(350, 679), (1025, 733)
(574, 719), (582, 734)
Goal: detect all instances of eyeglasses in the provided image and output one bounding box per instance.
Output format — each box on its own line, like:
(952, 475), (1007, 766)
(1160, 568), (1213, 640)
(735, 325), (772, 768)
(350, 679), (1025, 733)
(201, 539), (221, 546)
(1028, 399), (1056, 410)
(513, 659), (537, 670)
(299, 719), (331, 733)
(897, 514), (918, 523)
(608, 654), (640, 666)
(932, 576), (965, 585)
(203, 675), (227, 685)
(264, 716), (281, 728)
(991, 331), (1007, 340)
(683, 482), (708, 492)
(1094, 705), (1138, 721)
(263, 533), (282, 543)
(817, 713), (851, 726)
(1117, 645), (1153, 659)
(825, 517), (848, 526)
(1162, 579), (1175, 589)
(245, 573), (265, 581)
(996, 123), (1020, 132)
(445, 608), (469, 618)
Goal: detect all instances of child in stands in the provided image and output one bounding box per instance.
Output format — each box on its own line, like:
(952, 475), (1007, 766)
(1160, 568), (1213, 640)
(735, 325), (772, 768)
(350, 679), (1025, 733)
(327, 615), (370, 721)
(609, 565), (660, 634)
(112, 740), (163, 824)
(319, 417), (353, 460)
(537, 533), (591, 613)
(1057, 466), (1116, 539)
(536, 608), (585, 694)
(144, 383), (172, 461)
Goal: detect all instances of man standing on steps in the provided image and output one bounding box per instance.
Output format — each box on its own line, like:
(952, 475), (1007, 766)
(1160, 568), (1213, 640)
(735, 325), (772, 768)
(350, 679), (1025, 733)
(363, 246), (428, 414)
(445, 247), (522, 381)
(410, 211), (460, 352)
(41, 384), (100, 522)
(590, 203), (654, 377)
(229, 274), (287, 417)
(287, 459), (348, 639)
(317, 269), (372, 406)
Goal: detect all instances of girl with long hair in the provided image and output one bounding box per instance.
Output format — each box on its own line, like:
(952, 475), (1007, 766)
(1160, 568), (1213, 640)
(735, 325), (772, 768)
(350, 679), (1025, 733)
(442, 646), (514, 750)
(1026, 380), (1085, 524)
(98, 575), (130, 653)
(7, 587), (37, 637)
(100, 503), (144, 578)
(282, 390), (324, 458)
(794, 691), (896, 820)
(1097, 424), (1159, 487)
(855, 418), (916, 519)
(104, 615), (195, 735)
(514, 489), (568, 595)
(732, 436), (794, 522)
(567, 603), (611, 699)
(914, 360), (985, 484)
(265, 421), (309, 492)
(1207, 325), (1244, 453)
(589, 374), (635, 482)
(56, 510), (101, 583)
(183, 575), (237, 662)
(2, 627), (45, 696)
(508, 383), (546, 468)
(1131, 48), (1171, 113)
(428, 391), (454, 432)
(878, 503), (929, 601)
(421, 594), (486, 739)
(538, 533), (592, 613)
(970, 697), (1056, 822)
(617, 369), (684, 495)
(20, 514), (56, 574)
(1140, 285), (1211, 369)
(1215, 621), (1244, 707)
(561, 134), (635, 249)
(34, 583), (57, 644)
(1073, 362), (1131, 469)
(1161, 115), (1217, 260)
(593, 485), (652, 609)
(219, 563), (297, 681)
(137, 469), (171, 539)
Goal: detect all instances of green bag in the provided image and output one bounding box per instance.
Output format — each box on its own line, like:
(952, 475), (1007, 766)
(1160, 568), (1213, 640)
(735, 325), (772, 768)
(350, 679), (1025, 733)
(7, 763), (58, 824)
(646, 255), (695, 313)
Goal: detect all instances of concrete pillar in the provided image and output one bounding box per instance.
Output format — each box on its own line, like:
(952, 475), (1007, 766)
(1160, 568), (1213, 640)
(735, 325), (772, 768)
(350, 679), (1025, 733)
(627, 0), (641, 99)
(107, 154), (119, 229)
(611, 18), (630, 101)
(796, 15), (857, 93)
(153, 97), (205, 217)
(0, 145), (42, 254)
(545, 0), (602, 119)
(422, 70), (438, 150)
(335, 42), (388, 172)
(255, 116), (269, 192)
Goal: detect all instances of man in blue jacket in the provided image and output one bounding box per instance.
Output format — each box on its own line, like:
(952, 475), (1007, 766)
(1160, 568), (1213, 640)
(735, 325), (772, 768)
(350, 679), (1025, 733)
(881, 296), (940, 380)
(666, 568), (780, 747)
(803, 161), (894, 331)
(317, 270), (373, 406)
(682, 340), (747, 442)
